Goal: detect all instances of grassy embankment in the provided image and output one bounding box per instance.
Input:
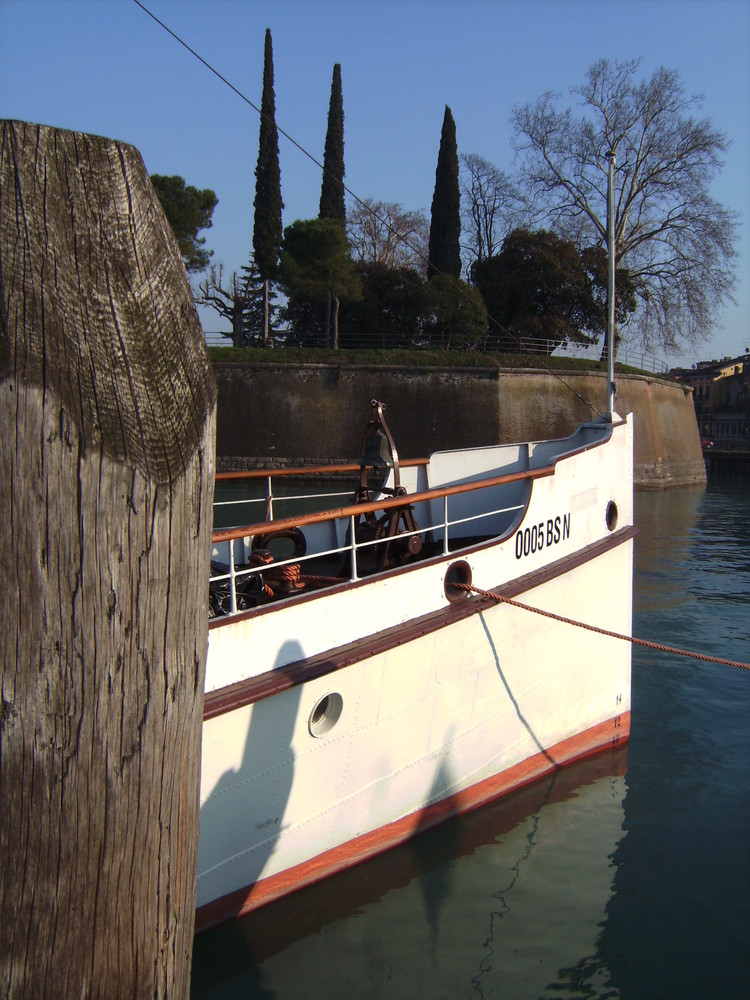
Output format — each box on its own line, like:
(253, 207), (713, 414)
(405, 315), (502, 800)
(208, 345), (664, 378)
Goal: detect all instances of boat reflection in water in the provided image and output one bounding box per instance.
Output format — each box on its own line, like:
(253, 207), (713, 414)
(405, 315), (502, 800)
(192, 747), (628, 998)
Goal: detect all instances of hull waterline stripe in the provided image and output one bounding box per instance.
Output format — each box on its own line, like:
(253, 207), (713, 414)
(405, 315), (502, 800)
(203, 525), (637, 720)
(194, 711), (630, 932)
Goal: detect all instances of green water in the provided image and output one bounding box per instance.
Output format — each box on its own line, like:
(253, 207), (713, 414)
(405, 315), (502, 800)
(193, 480), (750, 999)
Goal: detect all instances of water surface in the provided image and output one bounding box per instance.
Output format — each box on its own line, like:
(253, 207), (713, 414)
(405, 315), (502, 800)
(193, 480), (750, 999)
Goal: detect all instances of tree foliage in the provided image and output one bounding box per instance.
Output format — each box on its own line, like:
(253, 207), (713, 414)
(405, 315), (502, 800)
(428, 106), (461, 280)
(511, 58), (738, 350)
(253, 28), (283, 281)
(280, 295), (327, 347)
(319, 63), (346, 223)
(422, 275), (487, 350)
(150, 174), (217, 273)
(470, 229), (636, 354)
(279, 218), (361, 347)
(460, 153), (526, 268)
(579, 244), (638, 330)
(241, 259), (279, 344)
(346, 199), (429, 274)
(340, 262), (427, 348)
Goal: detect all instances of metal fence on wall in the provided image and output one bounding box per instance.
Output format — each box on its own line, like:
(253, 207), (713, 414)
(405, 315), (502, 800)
(203, 330), (668, 375)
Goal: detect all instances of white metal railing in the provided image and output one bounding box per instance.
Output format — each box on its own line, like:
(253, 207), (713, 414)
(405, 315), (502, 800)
(213, 462), (428, 530)
(549, 340), (668, 374)
(209, 497), (525, 618)
(214, 487), (352, 522)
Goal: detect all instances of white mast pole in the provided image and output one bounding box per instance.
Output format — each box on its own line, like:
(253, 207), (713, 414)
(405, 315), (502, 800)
(606, 149), (616, 421)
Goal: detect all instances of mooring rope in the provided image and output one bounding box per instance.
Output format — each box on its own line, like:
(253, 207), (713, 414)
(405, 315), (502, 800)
(454, 583), (750, 671)
(301, 573), (348, 586)
(250, 558), (347, 599)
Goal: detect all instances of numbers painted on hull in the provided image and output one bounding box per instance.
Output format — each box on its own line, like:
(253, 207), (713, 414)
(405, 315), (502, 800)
(515, 513), (570, 559)
(612, 698), (625, 745)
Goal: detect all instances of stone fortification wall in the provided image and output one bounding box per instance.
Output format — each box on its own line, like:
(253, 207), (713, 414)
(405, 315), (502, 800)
(214, 363), (705, 489)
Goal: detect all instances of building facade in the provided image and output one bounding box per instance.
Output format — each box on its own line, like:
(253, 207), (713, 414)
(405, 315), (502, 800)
(671, 353), (749, 449)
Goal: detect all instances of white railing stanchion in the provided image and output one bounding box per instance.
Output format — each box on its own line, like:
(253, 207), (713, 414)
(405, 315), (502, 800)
(229, 539), (237, 614)
(266, 475), (274, 521)
(443, 495), (450, 555)
(349, 514), (359, 581)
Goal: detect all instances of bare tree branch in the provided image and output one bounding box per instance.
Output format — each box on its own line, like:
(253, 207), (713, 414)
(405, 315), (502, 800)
(511, 58), (739, 350)
(346, 199), (429, 275)
(459, 153), (527, 268)
(196, 264), (253, 346)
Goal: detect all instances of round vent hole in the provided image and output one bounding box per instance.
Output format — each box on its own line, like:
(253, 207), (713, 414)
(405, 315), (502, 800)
(606, 501), (619, 532)
(444, 560), (472, 603)
(309, 692), (343, 737)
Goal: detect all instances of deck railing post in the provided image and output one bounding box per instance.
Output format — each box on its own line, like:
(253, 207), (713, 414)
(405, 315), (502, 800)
(443, 495), (450, 555)
(349, 514), (359, 580)
(229, 539), (238, 614)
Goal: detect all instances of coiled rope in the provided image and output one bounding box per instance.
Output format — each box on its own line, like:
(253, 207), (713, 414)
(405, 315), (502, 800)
(250, 553), (345, 598)
(454, 583), (750, 671)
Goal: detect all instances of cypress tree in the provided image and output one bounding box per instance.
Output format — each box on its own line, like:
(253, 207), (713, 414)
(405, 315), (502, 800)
(253, 28), (283, 342)
(319, 63), (346, 223)
(428, 105), (461, 279)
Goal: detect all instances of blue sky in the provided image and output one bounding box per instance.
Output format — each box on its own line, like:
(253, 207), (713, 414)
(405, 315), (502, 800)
(1, 0), (748, 364)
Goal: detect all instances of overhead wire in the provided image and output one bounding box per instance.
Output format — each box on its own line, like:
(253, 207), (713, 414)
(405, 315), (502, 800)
(133, 2), (747, 674)
(133, 0), (601, 416)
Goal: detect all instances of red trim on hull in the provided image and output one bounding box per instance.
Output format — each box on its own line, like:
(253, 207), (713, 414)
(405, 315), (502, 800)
(195, 710), (630, 933)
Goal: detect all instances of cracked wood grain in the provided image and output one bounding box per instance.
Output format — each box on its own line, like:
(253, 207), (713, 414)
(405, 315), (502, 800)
(1, 121), (217, 999)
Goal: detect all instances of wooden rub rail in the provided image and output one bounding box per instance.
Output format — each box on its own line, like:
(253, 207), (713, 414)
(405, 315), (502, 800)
(212, 463), (555, 545)
(215, 458), (430, 481)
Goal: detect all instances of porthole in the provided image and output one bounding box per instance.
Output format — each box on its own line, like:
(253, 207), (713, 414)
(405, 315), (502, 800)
(444, 560), (472, 603)
(309, 692), (343, 738)
(605, 500), (619, 532)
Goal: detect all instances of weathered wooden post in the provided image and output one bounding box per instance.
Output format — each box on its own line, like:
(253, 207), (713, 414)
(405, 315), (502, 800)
(0, 121), (216, 998)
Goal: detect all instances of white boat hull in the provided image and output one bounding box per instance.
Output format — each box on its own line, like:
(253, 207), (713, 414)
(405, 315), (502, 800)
(197, 416), (633, 929)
